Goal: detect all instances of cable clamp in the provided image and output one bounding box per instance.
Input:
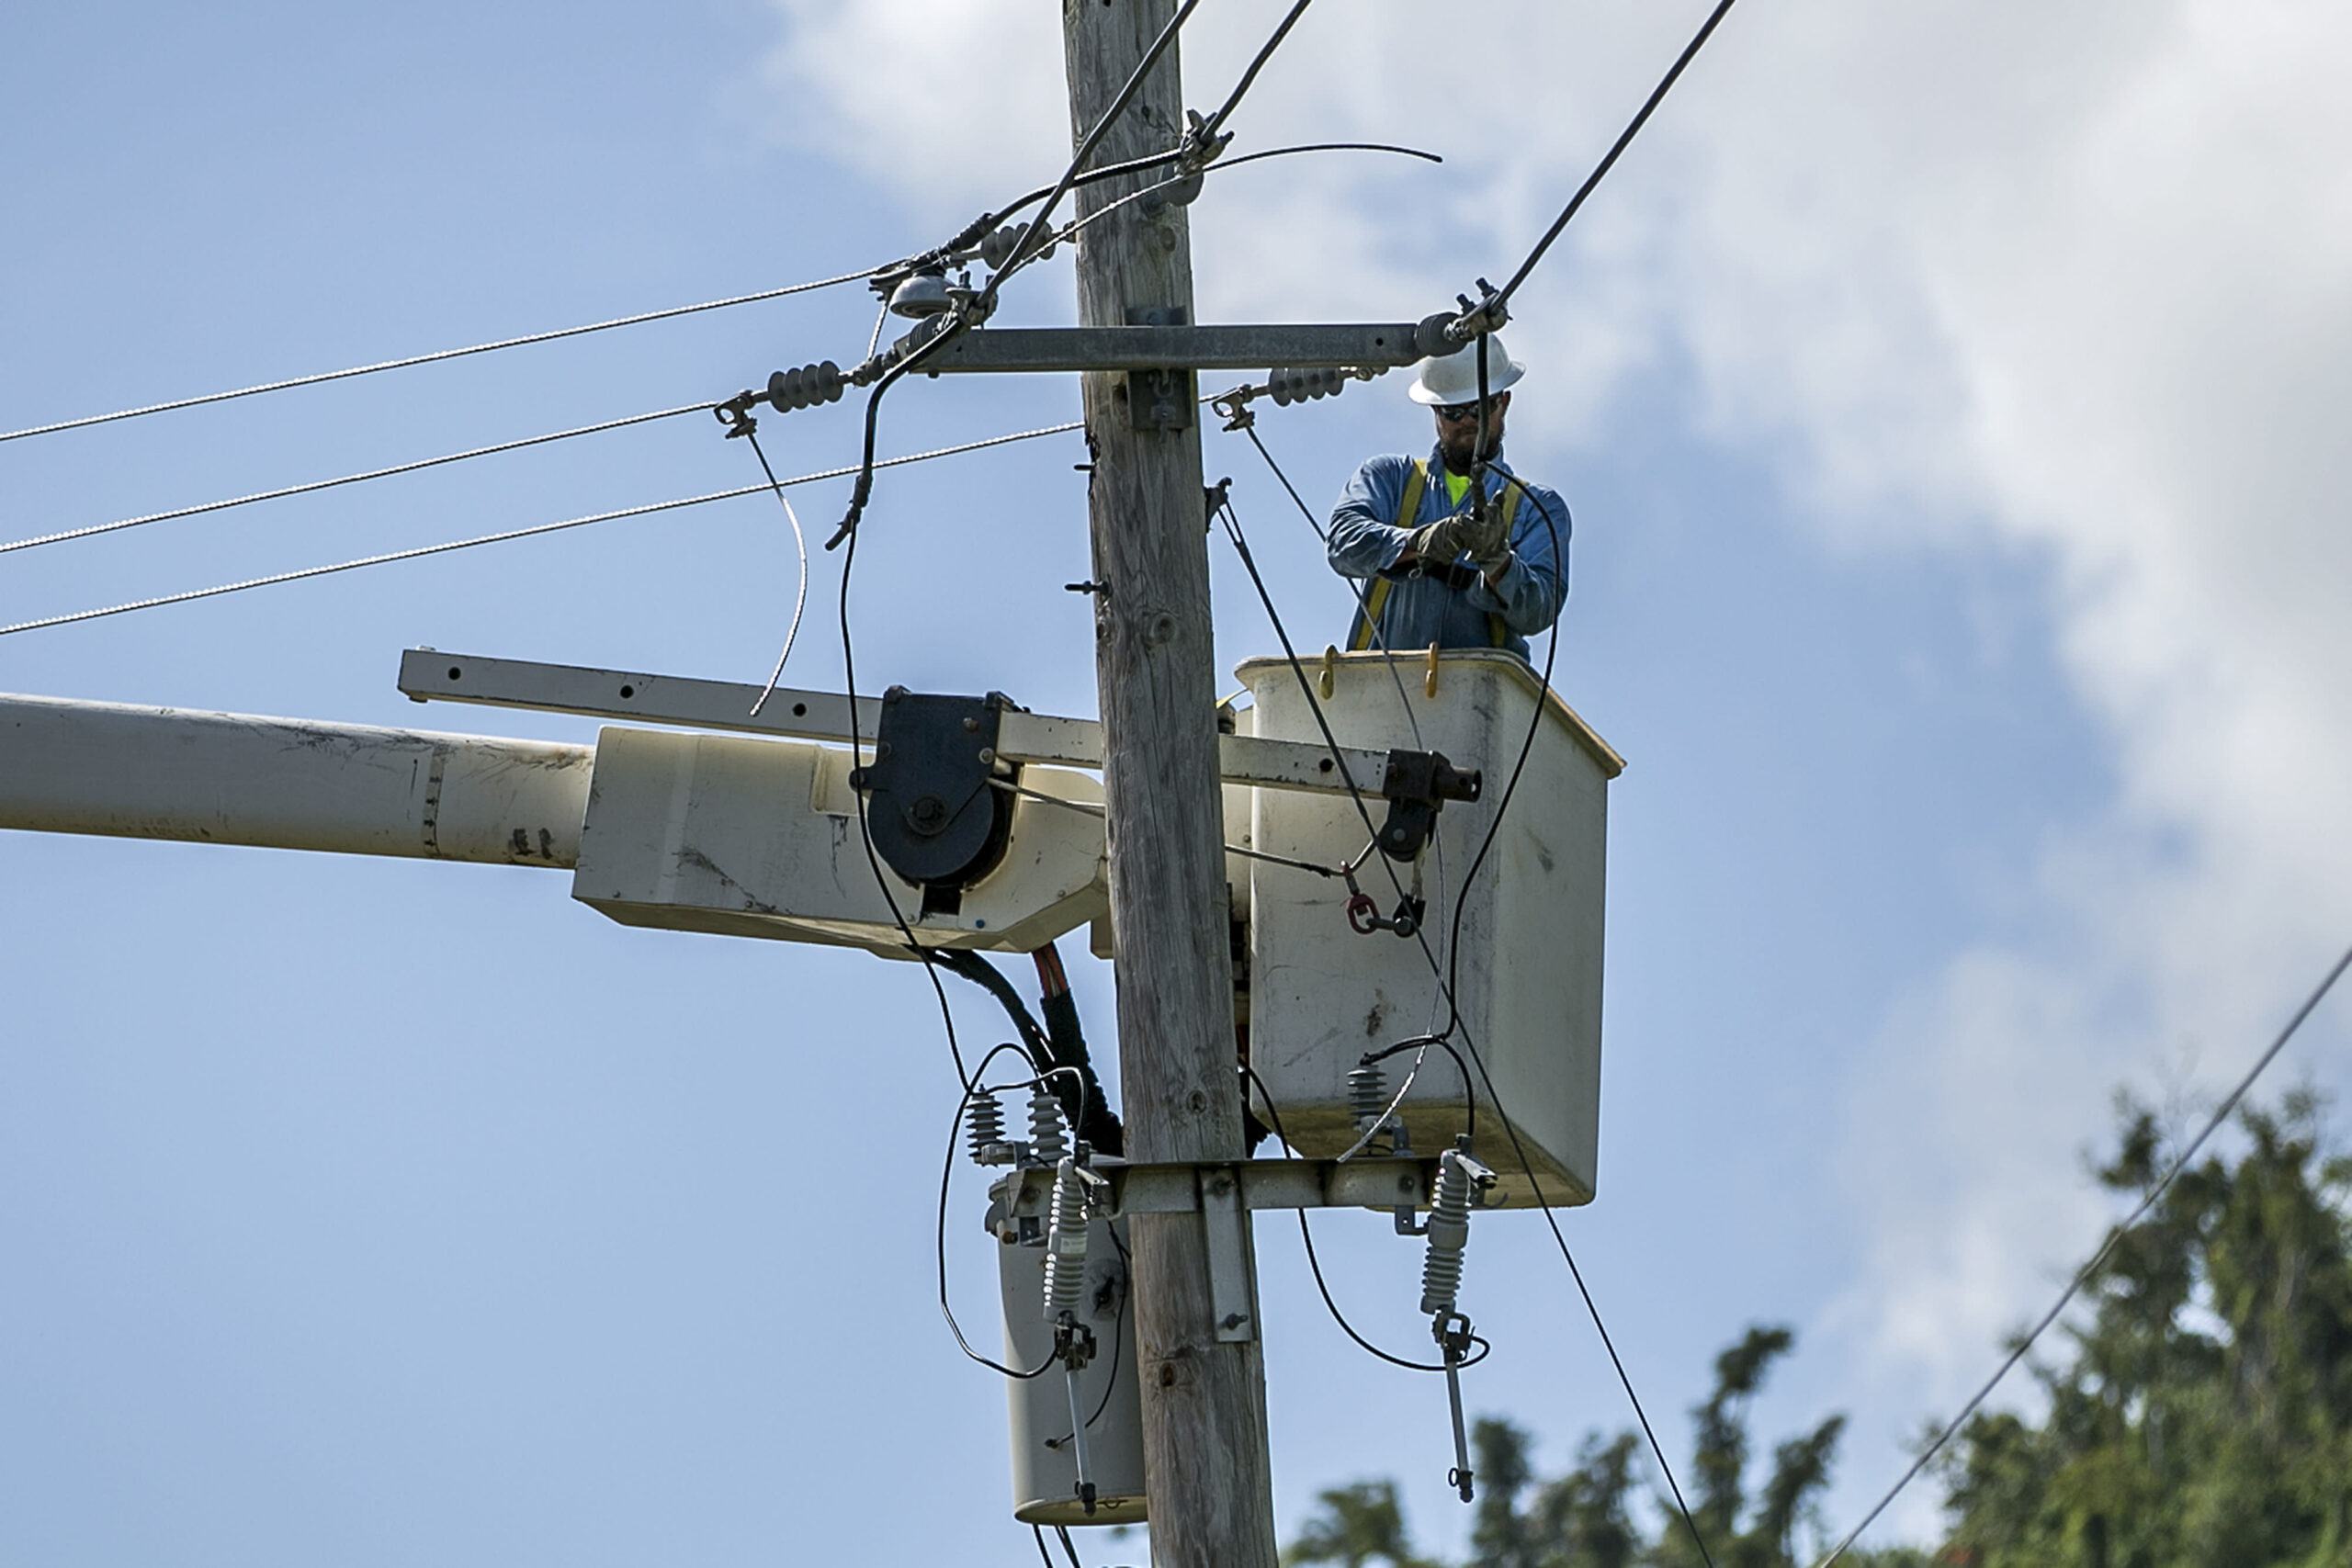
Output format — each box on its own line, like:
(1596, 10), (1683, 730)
(1445, 278), (1510, 344)
(713, 394), (760, 439)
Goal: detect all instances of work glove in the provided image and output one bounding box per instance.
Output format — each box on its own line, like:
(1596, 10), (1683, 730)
(1407, 504), (1512, 572)
(1457, 504), (1512, 574)
(1404, 510), (1476, 565)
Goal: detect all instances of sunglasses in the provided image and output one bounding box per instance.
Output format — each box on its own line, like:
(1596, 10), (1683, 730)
(1433, 399), (1498, 422)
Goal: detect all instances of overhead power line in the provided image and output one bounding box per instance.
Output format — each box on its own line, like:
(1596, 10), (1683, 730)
(1812, 936), (2352, 1567)
(1496, 0), (1743, 307)
(0, 418), (1082, 638)
(0, 401), (711, 557)
(0, 268), (878, 447)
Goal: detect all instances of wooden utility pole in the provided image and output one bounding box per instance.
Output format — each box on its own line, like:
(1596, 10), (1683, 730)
(1063, 4), (1281, 1565)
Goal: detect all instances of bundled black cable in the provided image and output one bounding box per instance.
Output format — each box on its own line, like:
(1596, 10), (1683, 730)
(933, 945), (1123, 1156)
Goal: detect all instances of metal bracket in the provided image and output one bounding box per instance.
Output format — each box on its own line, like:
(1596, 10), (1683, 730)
(1199, 1165), (1257, 1342)
(988, 1156), (1432, 1232)
(397, 650), (1407, 800)
(1124, 306), (1194, 431)
(911, 321), (1428, 375)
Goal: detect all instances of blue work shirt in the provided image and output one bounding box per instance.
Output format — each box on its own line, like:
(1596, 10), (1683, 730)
(1325, 446), (1570, 660)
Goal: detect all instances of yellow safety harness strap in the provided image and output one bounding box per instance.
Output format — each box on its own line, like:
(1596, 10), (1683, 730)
(1348, 460), (1522, 652)
(1348, 458), (1427, 651)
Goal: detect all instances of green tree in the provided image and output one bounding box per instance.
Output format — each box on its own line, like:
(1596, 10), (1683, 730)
(1939, 1091), (2352, 1568)
(1285, 1478), (1443, 1568)
(1292, 1325), (1860, 1568)
(1288, 1091), (2352, 1568)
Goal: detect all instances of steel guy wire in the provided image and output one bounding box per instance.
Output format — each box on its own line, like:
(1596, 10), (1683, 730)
(737, 426), (811, 718)
(1810, 935), (2352, 1568)
(0, 418), (1083, 639)
(0, 400), (711, 557)
(0, 266), (879, 446)
(1494, 0), (1744, 308)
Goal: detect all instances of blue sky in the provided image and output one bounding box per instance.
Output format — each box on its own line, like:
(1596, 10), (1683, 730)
(6, 4), (2350, 1564)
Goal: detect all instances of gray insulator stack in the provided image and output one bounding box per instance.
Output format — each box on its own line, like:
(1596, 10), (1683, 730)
(766, 360), (844, 412)
(1268, 366), (1347, 406)
(1028, 1085), (1069, 1166)
(1419, 1145), (1476, 1317)
(967, 1089), (1009, 1165)
(1043, 1157), (1091, 1323)
(1349, 1060), (1392, 1151)
(980, 221), (1057, 272)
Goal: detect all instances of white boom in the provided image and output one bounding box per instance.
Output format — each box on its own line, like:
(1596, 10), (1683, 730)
(0, 692), (593, 867)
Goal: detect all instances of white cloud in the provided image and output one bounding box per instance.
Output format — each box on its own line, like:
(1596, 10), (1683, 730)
(760, 0), (2352, 1538)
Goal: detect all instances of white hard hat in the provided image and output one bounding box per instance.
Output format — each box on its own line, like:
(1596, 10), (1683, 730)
(1409, 334), (1524, 405)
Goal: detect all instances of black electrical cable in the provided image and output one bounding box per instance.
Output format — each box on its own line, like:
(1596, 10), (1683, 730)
(1494, 0), (1743, 308)
(1447, 1018), (1719, 1568)
(939, 1044), (1061, 1380)
(1055, 1523), (1087, 1568)
(1034, 1524), (1058, 1568)
(1211, 499), (1413, 908)
(1217, 474), (1708, 1562)
(1810, 936), (2352, 1568)
(1242, 1065), (1488, 1375)
(1239, 424), (1328, 542)
(0, 400), (709, 557)
(984, 0), (1202, 298)
(932, 949), (1055, 1069)
(0, 265), (879, 446)
(834, 476), (982, 1095)
(1198, 0), (1317, 143)
(932, 948), (1123, 1157)
(1089, 1221), (1133, 1430)
(1437, 472), (1567, 1039)
(824, 0), (1206, 552)
(1361, 1034), (1478, 1139)
(1053, 143), (1440, 257)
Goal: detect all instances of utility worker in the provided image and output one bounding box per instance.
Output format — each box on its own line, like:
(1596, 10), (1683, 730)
(1326, 335), (1567, 660)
